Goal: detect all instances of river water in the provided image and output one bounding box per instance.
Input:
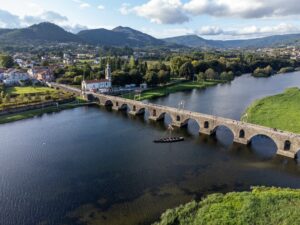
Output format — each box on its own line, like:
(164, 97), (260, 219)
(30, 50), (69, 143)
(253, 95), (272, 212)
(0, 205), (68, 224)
(1, 73), (300, 225)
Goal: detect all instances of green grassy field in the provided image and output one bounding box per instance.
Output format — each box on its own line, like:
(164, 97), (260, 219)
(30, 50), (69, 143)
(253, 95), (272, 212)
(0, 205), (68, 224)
(123, 80), (222, 101)
(154, 186), (300, 225)
(6, 86), (56, 95)
(241, 87), (300, 133)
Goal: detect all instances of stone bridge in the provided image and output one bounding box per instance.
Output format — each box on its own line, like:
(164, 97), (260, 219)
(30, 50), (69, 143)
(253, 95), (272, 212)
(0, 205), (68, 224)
(83, 91), (300, 159)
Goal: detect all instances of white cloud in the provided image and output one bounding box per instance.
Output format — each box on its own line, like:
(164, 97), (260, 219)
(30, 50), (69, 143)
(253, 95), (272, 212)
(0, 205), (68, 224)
(119, 3), (132, 15)
(79, 3), (91, 9)
(97, 5), (105, 10)
(198, 26), (223, 35)
(127, 0), (300, 25)
(184, 0), (300, 19)
(0, 9), (21, 28)
(233, 23), (300, 36)
(0, 9), (87, 33)
(132, 0), (189, 24)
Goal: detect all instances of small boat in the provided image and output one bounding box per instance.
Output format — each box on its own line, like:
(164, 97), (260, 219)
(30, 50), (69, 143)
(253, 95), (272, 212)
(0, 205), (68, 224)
(154, 137), (184, 143)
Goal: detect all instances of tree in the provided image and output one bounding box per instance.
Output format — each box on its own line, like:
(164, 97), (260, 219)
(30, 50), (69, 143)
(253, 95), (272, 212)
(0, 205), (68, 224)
(0, 54), (14, 68)
(197, 72), (206, 81)
(205, 68), (218, 80)
(129, 56), (136, 69)
(144, 71), (158, 86)
(170, 56), (187, 76)
(179, 62), (195, 80)
(158, 70), (170, 84)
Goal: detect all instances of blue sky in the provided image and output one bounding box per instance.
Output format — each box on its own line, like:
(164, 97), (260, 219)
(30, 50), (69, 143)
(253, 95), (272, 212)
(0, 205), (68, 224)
(1, 0), (300, 40)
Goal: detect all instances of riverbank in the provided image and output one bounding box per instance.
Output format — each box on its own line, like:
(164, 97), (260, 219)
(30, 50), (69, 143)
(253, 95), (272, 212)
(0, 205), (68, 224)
(0, 99), (92, 124)
(153, 186), (300, 225)
(122, 80), (224, 100)
(241, 87), (300, 133)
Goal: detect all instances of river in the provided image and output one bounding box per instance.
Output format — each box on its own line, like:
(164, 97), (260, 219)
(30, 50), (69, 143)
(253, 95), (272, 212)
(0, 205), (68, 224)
(1, 72), (300, 225)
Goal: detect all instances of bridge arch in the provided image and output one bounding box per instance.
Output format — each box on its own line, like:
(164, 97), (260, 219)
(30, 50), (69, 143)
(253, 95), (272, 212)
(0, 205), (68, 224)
(211, 124), (235, 145)
(248, 134), (278, 149)
(104, 100), (113, 107)
(182, 118), (201, 135)
(248, 133), (278, 158)
(120, 103), (130, 111)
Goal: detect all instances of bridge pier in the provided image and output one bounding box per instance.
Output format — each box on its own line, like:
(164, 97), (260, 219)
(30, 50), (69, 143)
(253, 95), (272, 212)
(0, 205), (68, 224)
(277, 149), (296, 158)
(233, 137), (250, 145)
(171, 121), (188, 128)
(200, 128), (213, 136)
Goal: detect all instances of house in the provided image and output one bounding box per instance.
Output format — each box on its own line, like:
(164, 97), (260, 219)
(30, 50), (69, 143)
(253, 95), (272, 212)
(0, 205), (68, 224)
(3, 69), (30, 85)
(82, 63), (112, 92)
(28, 67), (54, 82)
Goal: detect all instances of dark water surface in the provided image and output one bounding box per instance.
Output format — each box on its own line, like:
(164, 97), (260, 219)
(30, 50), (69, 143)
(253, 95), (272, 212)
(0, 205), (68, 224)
(1, 73), (300, 225)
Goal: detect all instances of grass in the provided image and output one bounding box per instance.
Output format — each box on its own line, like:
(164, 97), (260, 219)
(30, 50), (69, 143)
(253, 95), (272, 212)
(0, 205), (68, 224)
(241, 87), (300, 133)
(153, 186), (300, 225)
(123, 80), (223, 101)
(0, 98), (89, 124)
(6, 86), (56, 95)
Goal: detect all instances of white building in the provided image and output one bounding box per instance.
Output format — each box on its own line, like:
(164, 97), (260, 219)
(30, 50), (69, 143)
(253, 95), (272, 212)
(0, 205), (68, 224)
(82, 63), (112, 92)
(3, 69), (30, 85)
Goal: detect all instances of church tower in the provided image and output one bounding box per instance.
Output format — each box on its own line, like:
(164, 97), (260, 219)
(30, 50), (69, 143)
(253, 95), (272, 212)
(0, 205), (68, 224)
(105, 63), (111, 81)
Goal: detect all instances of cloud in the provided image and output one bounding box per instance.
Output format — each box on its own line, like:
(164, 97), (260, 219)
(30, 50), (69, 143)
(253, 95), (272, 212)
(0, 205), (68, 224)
(119, 3), (132, 15)
(79, 3), (91, 9)
(0, 9), (87, 33)
(127, 0), (300, 25)
(0, 9), (21, 28)
(184, 0), (300, 19)
(232, 23), (300, 36)
(132, 0), (189, 24)
(97, 5), (105, 10)
(23, 11), (68, 26)
(198, 26), (223, 35)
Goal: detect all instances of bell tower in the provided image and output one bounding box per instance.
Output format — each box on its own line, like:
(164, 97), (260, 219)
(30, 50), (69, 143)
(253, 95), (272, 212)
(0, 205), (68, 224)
(105, 63), (111, 81)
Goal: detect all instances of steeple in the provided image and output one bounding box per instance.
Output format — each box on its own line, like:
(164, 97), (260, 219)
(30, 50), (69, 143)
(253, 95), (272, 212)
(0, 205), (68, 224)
(105, 63), (111, 81)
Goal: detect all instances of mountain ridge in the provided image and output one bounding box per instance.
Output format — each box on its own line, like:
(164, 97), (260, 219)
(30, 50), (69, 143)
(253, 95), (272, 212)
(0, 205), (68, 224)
(1, 22), (300, 48)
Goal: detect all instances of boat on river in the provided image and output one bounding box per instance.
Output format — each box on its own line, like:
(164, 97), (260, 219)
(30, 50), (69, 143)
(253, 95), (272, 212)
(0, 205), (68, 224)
(154, 137), (184, 143)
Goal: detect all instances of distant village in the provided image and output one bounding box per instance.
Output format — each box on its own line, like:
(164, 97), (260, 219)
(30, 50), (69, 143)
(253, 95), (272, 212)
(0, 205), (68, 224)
(1, 45), (300, 94)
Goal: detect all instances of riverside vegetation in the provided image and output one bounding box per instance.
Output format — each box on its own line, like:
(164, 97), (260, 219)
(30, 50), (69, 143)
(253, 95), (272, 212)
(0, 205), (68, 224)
(153, 187), (300, 225)
(242, 87), (300, 133)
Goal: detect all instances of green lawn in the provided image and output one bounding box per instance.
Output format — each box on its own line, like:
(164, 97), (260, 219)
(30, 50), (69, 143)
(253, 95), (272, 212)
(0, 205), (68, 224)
(154, 186), (300, 225)
(6, 86), (56, 95)
(241, 87), (300, 133)
(123, 80), (223, 101)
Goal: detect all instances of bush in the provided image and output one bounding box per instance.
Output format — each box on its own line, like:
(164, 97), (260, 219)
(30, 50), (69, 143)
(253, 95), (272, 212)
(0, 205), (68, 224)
(154, 187), (300, 225)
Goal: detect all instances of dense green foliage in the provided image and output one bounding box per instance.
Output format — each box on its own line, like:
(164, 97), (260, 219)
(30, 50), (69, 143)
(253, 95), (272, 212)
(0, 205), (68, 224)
(253, 65), (274, 77)
(153, 187), (300, 225)
(242, 87), (300, 133)
(0, 54), (14, 68)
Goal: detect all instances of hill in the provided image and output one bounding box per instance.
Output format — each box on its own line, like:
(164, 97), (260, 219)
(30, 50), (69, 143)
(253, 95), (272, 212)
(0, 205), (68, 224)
(0, 22), (80, 44)
(1, 22), (300, 49)
(163, 33), (300, 48)
(78, 26), (165, 47)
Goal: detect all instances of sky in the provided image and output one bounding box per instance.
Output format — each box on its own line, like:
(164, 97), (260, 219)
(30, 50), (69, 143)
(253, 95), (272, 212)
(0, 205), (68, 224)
(1, 0), (300, 40)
